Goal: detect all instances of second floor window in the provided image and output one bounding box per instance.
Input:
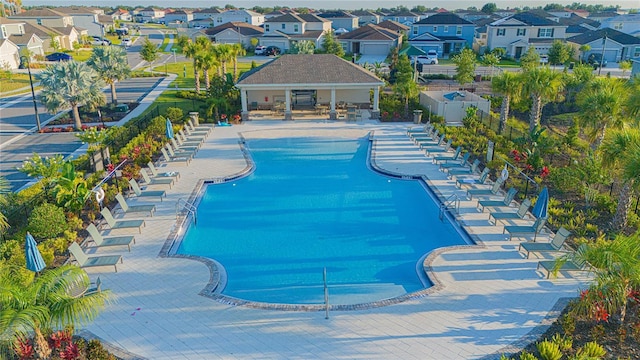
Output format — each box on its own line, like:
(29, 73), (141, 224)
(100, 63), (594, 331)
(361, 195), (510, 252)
(614, 23), (623, 30)
(634, 46), (640, 57)
(456, 26), (462, 35)
(265, 24), (270, 32)
(294, 24), (299, 32)
(517, 28), (526, 36)
(413, 26), (418, 35)
(538, 28), (554, 37)
(281, 23), (286, 30)
(444, 26), (448, 32)
(497, 28), (505, 36)
(36, 18), (42, 25)
(433, 26), (437, 32)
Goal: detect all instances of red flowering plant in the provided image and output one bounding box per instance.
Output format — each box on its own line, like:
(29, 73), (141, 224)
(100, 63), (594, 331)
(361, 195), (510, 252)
(14, 339), (34, 360)
(509, 126), (551, 179)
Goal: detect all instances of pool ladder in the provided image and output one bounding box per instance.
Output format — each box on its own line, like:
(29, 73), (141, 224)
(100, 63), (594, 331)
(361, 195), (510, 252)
(176, 198), (197, 225)
(439, 194), (460, 221)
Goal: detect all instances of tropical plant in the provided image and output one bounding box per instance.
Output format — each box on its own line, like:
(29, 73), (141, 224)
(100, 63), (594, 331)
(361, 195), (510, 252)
(547, 40), (571, 66)
(575, 341), (606, 358)
(75, 126), (110, 153)
(140, 38), (159, 68)
(27, 202), (67, 239)
(599, 129), (640, 230)
(536, 340), (563, 360)
(0, 177), (10, 234)
(491, 71), (521, 134)
(521, 66), (564, 132)
(38, 61), (106, 130)
(87, 45), (131, 105)
(53, 162), (90, 213)
(452, 48), (477, 86)
(290, 40), (315, 55)
(230, 42), (246, 82)
(0, 264), (111, 358)
(392, 55), (419, 118)
(576, 77), (629, 148)
(18, 153), (66, 192)
(214, 43), (234, 78)
(482, 52), (500, 78)
(183, 38), (204, 93)
(520, 47), (540, 72)
(322, 30), (344, 57)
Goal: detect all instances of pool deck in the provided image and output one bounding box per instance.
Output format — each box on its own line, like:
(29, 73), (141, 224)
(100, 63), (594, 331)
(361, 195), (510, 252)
(85, 120), (589, 360)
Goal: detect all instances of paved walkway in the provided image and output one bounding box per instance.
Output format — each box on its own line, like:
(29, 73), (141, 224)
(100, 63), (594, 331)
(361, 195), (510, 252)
(84, 120), (588, 360)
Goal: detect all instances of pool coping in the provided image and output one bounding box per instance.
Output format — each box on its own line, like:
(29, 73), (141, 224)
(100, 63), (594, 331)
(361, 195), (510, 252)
(158, 130), (497, 312)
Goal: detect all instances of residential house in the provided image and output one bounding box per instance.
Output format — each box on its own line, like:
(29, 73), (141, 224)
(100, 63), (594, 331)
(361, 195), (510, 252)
(0, 39), (20, 69)
(559, 13), (600, 37)
(204, 21), (263, 47)
(548, 9), (590, 19)
(409, 13), (475, 58)
(261, 13), (331, 51)
(54, 6), (104, 36)
(567, 28), (640, 62)
(455, 10), (493, 23)
(138, 7), (165, 23)
(192, 8), (222, 20)
(23, 23), (66, 51)
(600, 14), (640, 37)
(212, 9), (265, 27)
(164, 10), (193, 24)
(9, 8), (74, 27)
(494, 9), (518, 18)
(338, 24), (402, 56)
(318, 11), (358, 31)
(51, 25), (82, 49)
(264, 10), (287, 19)
(486, 11), (568, 59)
(383, 11), (421, 26)
(189, 18), (213, 28)
(8, 32), (44, 57)
(351, 10), (380, 26)
(97, 14), (114, 33)
(109, 9), (131, 22)
(472, 16), (501, 53)
(630, 57), (640, 78)
(0, 17), (25, 39)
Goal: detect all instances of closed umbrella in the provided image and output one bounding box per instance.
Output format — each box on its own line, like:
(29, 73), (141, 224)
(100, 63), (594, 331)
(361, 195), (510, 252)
(25, 232), (46, 273)
(165, 118), (174, 139)
(532, 187), (549, 219)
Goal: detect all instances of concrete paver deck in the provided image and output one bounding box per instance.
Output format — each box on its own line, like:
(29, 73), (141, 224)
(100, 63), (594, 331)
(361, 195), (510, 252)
(85, 120), (588, 359)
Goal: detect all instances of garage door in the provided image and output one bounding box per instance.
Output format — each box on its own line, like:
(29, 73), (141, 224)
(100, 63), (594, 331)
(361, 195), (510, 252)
(361, 43), (389, 56)
(604, 49), (619, 62)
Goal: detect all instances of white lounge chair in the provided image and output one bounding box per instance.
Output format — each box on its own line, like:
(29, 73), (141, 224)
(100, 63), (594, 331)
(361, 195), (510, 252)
(68, 242), (122, 272)
(115, 193), (155, 216)
(86, 223), (135, 252)
(100, 208), (145, 234)
(128, 179), (166, 202)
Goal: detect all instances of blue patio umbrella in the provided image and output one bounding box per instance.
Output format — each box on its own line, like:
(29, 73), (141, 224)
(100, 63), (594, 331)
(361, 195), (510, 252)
(25, 232), (46, 273)
(165, 118), (174, 139)
(532, 187), (549, 219)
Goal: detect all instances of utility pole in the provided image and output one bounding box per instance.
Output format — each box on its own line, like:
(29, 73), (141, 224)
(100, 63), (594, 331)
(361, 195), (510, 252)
(598, 34), (607, 76)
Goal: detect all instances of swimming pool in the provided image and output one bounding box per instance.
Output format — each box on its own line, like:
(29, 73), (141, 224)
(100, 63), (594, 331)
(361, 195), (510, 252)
(177, 135), (468, 305)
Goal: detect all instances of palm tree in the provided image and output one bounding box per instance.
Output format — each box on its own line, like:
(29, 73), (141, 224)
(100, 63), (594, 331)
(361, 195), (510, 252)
(521, 66), (564, 132)
(87, 45), (131, 105)
(491, 71), (521, 134)
(0, 264), (111, 357)
(38, 61), (106, 130)
(576, 77), (628, 148)
(215, 44), (234, 78)
(626, 77), (640, 118)
(183, 40), (203, 93)
(200, 50), (219, 91)
(600, 129), (640, 231)
(231, 43), (246, 82)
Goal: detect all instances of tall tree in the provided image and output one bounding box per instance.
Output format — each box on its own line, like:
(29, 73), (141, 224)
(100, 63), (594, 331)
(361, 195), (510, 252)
(491, 71), (521, 134)
(38, 61), (106, 130)
(481, 52), (500, 78)
(140, 38), (159, 68)
(200, 50), (219, 91)
(452, 48), (477, 86)
(521, 66), (564, 132)
(600, 129), (640, 230)
(322, 30), (344, 57)
(87, 45), (131, 105)
(576, 77), (628, 148)
(392, 55), (419, 118)
(0, 264), (111, 357)
(230, 43), (246, 82)
(547, 40), (570, 66)
(183, 39), (203, 93)
(481, 2), (497, 13)
(214, 43), (234, 78)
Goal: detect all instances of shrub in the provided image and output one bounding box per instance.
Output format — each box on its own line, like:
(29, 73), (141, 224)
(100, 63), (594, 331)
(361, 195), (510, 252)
(27, 203), (68, 240)
(166, 107), (184, 122)
(536, 340), (562, 360)
(576, 341), (606, 358)
(86, 339), (116, 360)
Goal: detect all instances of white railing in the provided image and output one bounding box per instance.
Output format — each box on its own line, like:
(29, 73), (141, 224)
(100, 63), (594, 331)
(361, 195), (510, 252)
(176, 198), (197, 225)
(439, 193), (460, 221)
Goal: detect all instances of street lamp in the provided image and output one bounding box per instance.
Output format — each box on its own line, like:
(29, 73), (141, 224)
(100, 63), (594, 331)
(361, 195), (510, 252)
(19, 56), (41, 132)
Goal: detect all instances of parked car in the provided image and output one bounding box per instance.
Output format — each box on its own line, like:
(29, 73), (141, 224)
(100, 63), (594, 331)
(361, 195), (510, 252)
(265, 46), (281, 56)
(122, 38), (132, 47)
(587, 53), (607, 68)
(91, 37), (110, 46)
(426, 50), (438, 59)
(45, 52), (73, 62)
(255, 45), (267, 55)
(413, 55), (438, 65)
(539, 55), (549, 64)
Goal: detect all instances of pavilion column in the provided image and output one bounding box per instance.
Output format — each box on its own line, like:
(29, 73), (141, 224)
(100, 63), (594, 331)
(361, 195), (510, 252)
(329, 87), (337, 120)
(284, 88), (292, 120)
(240, 89), (249, 121)
(371, 86), (380, 120)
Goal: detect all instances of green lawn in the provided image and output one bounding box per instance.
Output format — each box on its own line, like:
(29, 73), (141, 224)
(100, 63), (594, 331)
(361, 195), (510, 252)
(134, 90), (208, 119)
(70, 49), (93, 62)
(0, 74), (33, 95)
(153, 61), (253, 88)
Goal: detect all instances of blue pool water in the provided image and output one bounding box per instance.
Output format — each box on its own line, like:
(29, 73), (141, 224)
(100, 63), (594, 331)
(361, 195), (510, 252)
(177, 136), (467, 305)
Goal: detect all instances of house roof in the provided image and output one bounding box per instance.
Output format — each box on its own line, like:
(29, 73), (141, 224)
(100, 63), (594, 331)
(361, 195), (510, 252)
(387, 11), (419, 17)
(318, 11), (356, 19)
(338, 24), (400, 41)
(54, 6), (101, 15)
(98, 14), (114, 24)
(491, 12), (559, 27)
(567, 28), (640, 45)
(298, 14), (330, 23)
(351, 10), (379, 17)
(0, 17), (24, 24)
(266, 13), (305, 23)
(588, 11), (620, 19)
(376, 20), (409, 32)
(566, 25), (589, 34)
(52, 26), (78, 36)
(205, 21), (264, 36)
(23, 23), (62, 38)
(558, 13), (600, 28)
(0, 38), (19, 50)
(289, 30), (324, 40)
(110, 9), (129, 15)
(11, 8), (69, 17)
(8, 32), (41, 45)
(193, 8), (223, 14)
(601, 14), (640, 24)
(413, 13), (474, 25)
(237, 54), (383, 86)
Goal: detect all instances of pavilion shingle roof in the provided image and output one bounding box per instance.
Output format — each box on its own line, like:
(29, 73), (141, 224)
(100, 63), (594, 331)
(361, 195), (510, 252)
(237, 54), (383, 85)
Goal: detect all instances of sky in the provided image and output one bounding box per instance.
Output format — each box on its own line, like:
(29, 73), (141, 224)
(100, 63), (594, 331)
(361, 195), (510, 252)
(21, 0), (640, 10)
